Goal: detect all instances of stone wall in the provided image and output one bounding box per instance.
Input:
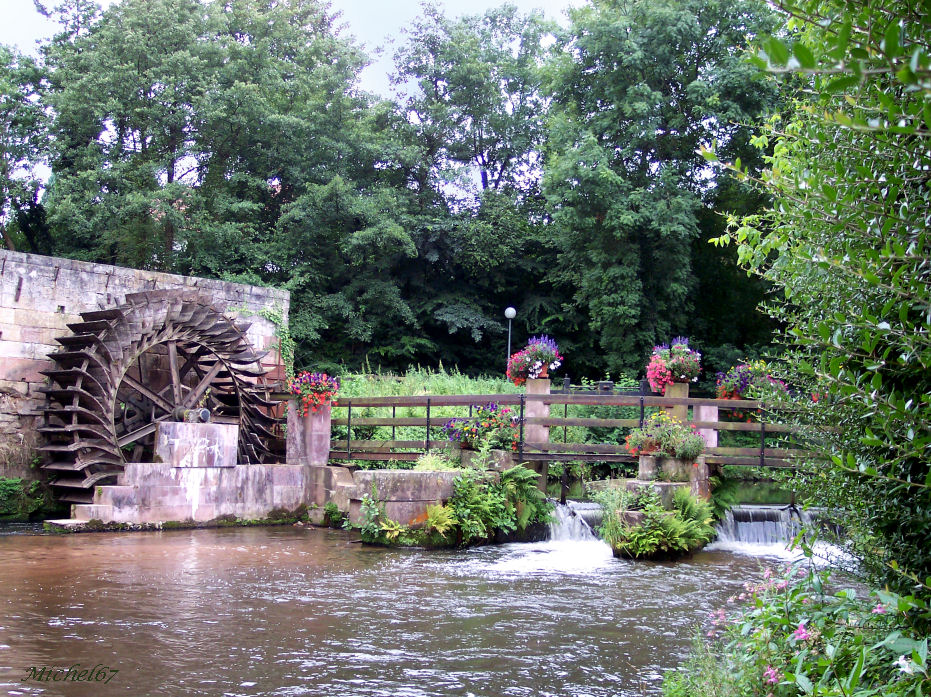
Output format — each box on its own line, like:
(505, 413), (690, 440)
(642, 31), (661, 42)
(0, 250), (290, 479)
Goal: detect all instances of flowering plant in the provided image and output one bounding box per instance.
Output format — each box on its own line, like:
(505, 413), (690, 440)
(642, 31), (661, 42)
(288, 371), (339, 416)
(646, 337), (701, 394)
(507, 335), (563, 387)
(443, 403), (519, 451)
(715, 360), (788, 400)
(624, 411), (705, 460)
(687, 566), (930, 697)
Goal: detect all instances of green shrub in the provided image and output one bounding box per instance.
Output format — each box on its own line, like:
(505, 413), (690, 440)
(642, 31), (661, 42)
(322, 501), (345, 528)
(0, 477), (50, 520)
(593, 486), (715, 560)
(499, 465), (553, 531)
(412, 452), (461, 471)
(447, 470), (513, 545)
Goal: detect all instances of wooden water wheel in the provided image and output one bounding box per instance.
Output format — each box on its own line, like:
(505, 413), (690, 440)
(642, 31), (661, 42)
(39, 290), (281, 503)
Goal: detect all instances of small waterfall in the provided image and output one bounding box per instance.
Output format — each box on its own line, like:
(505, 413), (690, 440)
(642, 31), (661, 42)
(547, 501), (599, 541)
(714, 505), (811, 546)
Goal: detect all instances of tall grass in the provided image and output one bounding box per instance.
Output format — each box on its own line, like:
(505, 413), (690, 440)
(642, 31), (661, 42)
(331, 366), (518, 455)
(337, 364), (518, 399)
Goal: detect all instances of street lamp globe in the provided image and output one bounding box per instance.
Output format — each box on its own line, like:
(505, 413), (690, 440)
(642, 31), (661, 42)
(504, 307), (517, 367)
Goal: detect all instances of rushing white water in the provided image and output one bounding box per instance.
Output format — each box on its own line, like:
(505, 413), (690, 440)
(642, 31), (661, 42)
(548, 500), (599, 541)
(459, 502), (614, 576)
(707, 504), (809, 558)
(707, 505), (853, 567)
(714, 505), (811, 546)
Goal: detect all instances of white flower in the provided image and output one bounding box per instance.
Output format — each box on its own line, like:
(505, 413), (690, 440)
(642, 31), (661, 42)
(895, 656), (915, 674)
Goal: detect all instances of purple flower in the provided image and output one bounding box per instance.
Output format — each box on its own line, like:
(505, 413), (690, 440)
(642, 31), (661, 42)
(792, 622), (810, 641)
(763, 666), (779, 685)
(527, 334), (559, 353)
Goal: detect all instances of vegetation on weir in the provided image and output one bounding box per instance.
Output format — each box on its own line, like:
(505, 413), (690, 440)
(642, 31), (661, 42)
(593, 486), (716, 561)
(348, 465), (552, 548)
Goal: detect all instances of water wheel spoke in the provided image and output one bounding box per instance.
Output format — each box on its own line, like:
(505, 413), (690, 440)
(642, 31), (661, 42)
(182, 361), (225, 408)
(117, 414), (170, 448)
(177, 343), (206, 380)
(167, 340), (184, 404)
(122, 374), (175, 414)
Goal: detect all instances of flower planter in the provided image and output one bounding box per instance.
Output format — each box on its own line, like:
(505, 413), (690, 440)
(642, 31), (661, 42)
(287, 399), (331, 466)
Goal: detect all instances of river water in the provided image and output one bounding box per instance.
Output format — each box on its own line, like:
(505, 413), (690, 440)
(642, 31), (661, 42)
(0, 525), (777, 697)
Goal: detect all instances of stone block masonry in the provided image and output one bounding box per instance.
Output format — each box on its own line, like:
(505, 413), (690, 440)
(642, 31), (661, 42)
(0, 249), (289, 479)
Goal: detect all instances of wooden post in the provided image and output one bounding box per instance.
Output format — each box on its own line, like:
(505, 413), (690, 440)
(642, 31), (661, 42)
(664, 382), (689, 423)
(695, 404), (718, 449)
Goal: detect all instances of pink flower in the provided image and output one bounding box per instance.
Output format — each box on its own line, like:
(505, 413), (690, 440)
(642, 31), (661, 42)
(872, 603), (887, 614)
(792, 622), (810, 641)
(763, 665), (780, 684)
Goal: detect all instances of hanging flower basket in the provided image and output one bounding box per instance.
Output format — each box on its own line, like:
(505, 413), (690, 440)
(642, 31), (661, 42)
(507, 335), (563, 387)
(645, 337), (701, 395)
(288, 371), (340, 417)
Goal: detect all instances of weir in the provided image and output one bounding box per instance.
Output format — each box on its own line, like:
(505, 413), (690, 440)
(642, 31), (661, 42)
(554, 500), (833, 555)
(715, 504), (810, 546)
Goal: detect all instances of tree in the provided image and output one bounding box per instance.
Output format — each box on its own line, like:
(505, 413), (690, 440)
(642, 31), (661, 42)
(543, 0), (780, 375)
(0, 46), (48, 252)
(394, 2), (552, 198)
(710, 0), (931, 590)
(389, 2), (560, 368)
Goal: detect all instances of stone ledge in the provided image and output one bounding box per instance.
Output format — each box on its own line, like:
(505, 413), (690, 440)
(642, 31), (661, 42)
(44, 509), (314, 534)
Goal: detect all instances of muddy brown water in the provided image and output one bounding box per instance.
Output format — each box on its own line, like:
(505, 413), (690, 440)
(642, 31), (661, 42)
(0, 526), (772, 697)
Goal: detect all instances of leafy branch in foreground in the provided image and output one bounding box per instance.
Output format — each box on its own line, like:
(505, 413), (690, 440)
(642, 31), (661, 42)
(705, 0), (931, 592)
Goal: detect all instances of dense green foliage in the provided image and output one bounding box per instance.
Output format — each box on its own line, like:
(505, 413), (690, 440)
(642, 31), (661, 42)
(5, 0), (783, 381)
(0, 46), (46, 251)
(593, 486), (715, 560)
(0, 477), (52, 520)
(542, 0), (781, 373)
(709, 0), (931, 592)
(669, 0), (931, 695)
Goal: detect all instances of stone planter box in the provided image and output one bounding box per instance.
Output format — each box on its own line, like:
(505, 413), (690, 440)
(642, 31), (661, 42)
(638, 454), (693, 481)
(637, 454), (709, 500)
(348, 470), (464, 528)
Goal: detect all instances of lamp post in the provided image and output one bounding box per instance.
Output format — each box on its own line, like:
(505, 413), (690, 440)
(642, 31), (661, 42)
(504, 306), (516, 367)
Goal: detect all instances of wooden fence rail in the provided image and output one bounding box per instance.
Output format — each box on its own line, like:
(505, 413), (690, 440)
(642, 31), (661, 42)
(312, 389), (808, 469)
